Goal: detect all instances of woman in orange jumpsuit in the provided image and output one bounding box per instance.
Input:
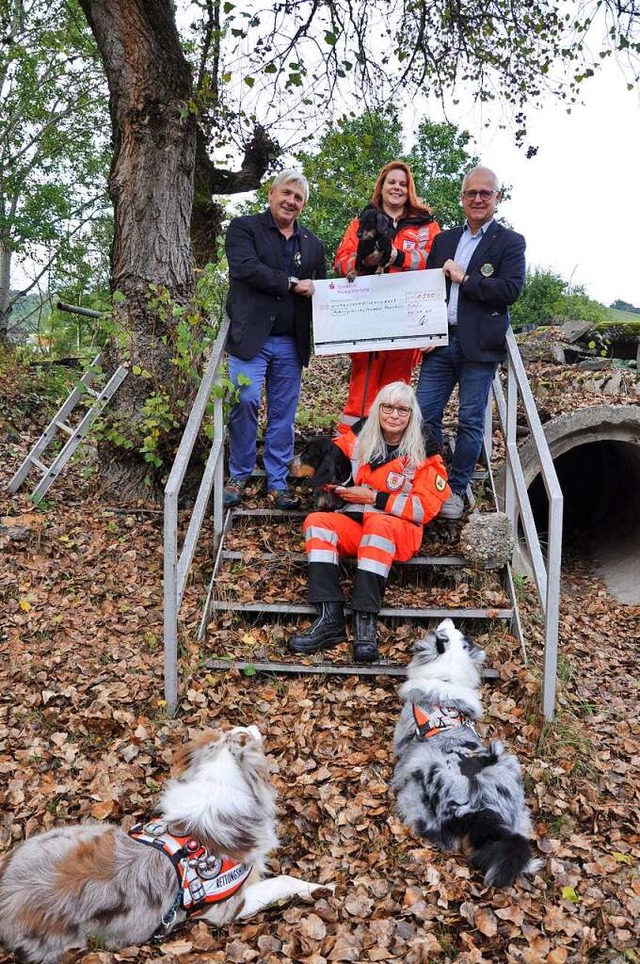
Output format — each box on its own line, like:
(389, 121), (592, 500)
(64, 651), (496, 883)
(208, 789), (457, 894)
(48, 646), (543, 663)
(334, 161), (440, 432)
(288, 381), (450, 663)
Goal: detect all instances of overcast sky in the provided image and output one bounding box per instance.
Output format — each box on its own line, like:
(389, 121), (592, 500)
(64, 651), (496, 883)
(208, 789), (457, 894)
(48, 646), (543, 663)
(412, 61), (640, 309)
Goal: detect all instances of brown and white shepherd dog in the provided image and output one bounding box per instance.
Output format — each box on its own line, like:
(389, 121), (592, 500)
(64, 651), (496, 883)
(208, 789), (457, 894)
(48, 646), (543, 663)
(0, 726), (330, 962)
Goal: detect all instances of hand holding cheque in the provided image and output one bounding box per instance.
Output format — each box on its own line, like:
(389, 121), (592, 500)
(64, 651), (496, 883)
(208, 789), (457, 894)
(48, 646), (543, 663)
(311, 269), (448, 356)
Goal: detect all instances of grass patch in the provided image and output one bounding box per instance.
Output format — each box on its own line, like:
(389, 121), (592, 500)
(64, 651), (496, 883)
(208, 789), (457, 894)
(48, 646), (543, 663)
(433, 924), (460, 958)
(536, 710), (597, 784)
(602, 306), (640, 325)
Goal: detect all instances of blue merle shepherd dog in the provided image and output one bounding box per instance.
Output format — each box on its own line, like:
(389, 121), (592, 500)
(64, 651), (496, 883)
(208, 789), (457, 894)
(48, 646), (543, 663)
(392, 619), (541, 887)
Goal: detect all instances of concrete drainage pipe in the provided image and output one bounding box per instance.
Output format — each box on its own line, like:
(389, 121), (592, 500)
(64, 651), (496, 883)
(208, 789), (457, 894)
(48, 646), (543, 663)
(511, 405), (640, 605)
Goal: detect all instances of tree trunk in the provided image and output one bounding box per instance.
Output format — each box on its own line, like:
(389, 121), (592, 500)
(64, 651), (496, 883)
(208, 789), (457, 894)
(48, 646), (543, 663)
(0, 242), (12, 347)
(78, 0), (197, 500)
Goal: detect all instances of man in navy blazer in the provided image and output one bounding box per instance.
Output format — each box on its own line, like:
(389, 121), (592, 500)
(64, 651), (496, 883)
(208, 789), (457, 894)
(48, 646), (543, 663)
(224, 170), (326, 509)
(417, 166), (526, 519)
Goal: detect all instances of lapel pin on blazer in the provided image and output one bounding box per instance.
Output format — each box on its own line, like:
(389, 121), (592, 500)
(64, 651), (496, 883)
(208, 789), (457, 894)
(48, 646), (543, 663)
(480, 263), (494, 277)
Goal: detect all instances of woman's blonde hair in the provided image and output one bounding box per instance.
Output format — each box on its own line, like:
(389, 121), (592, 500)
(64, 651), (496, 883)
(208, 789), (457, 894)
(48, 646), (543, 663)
(355, 381), (426, 467)
(370, 161), (433, 220)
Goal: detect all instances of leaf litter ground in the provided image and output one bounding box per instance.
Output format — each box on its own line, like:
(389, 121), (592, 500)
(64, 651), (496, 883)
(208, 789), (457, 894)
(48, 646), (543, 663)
(0, 355), (639, 963)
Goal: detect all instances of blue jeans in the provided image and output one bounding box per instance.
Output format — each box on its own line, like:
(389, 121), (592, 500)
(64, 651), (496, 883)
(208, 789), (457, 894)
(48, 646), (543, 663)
(417, 331), (497, 494)
(228, 335), (302, 491)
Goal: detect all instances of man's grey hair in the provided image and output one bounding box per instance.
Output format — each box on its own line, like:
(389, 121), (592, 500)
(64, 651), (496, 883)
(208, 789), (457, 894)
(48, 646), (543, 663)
(270, 169), (309, 203)
(355, 381), (426, 467)
(461, 166), (500, 193)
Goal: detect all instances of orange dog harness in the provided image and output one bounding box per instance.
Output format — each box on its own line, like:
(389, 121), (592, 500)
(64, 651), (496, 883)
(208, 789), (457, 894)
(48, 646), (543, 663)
(129, 820), (252, 917)
(412, 704), (477, 740)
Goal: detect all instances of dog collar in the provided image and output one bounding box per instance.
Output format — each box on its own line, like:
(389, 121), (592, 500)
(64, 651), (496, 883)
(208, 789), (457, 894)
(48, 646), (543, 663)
(129, 820), (252, 919)
(412, 703), (477, 740)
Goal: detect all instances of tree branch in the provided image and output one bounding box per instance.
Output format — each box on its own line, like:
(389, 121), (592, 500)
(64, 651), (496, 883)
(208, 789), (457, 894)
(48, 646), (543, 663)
(195, 122), (281, 195)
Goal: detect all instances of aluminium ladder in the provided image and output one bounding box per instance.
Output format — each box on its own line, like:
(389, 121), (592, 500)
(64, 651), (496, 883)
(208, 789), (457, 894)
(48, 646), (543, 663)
(8, 353), (128, 501)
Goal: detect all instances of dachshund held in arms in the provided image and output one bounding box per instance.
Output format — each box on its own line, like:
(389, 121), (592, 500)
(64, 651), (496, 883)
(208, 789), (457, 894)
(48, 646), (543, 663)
(392, 620), (541, 887)
(346, 205), (393, 281)
(0, 726), (330, 963)
(289, 435), (352, 509)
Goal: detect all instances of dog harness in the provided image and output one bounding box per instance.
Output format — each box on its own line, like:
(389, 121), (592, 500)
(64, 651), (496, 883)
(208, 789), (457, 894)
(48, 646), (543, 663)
(413, 703), (477, 740)
(129, 820), (252, 923)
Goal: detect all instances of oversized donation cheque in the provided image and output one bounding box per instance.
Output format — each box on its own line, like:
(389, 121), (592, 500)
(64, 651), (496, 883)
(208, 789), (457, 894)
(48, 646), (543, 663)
(312, 269), (448, 356)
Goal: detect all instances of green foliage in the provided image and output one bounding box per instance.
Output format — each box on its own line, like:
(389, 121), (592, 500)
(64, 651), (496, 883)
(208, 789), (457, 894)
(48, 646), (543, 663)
(610, 299), (640, 315)
(34, 291), (110, 359)
(4, 293), (49, 346)
(139, 391), (182, 468)
(48, 215), (113, 309)
(555, 286), (605, 325)
(406, 120), (480, 229)
(512, 270), (606, 331)
(87, 934), (108, 952)
(586, 330), (612, 357)
(94, 264), (238, 473)
(272, 109), (478, 267)
(511, 269), (566, 331)
(4, 347), (78, 423)
(0, 0), (111, 342)
(297, 356), (349, 432)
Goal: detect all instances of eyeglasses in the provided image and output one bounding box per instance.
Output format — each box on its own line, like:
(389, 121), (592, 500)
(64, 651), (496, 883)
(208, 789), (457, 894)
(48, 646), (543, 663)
(461, 189), (497, 201)
(380, 404), (412, 417)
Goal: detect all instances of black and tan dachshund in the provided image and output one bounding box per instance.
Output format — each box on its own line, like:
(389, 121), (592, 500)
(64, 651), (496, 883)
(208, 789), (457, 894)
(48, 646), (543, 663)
(347, 206), (393, 281)
(289, 436), (352, 509)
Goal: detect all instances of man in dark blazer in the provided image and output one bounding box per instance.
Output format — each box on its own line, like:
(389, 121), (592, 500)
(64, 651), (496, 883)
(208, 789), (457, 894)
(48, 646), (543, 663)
(417, 166), (526, 519)
(224, 170), (326, 509)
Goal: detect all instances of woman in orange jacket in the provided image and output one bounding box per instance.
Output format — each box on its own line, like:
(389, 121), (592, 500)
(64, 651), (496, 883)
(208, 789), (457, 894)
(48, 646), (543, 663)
(334, 161), (440, 432)
(288, 381), (450, 663)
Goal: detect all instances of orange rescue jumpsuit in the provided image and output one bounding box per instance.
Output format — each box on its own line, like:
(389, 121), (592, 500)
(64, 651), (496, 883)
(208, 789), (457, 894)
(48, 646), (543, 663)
(303, 424), (450, 613)
(334, 210), (441, 431)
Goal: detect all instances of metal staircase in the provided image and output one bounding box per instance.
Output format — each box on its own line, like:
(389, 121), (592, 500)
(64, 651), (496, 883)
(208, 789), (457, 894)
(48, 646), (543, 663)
(198, 458), (515, 681)
(163, 319), (562, 718)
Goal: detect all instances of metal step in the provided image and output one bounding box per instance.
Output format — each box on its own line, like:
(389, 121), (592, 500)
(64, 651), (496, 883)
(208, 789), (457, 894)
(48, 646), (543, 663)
(229, 506), (476, 521)
(220, 549), (468, 567)
(204, 656), (501, 681)
(244, 464), (487, 482)
(207, 599), (513, 620)
(231, 507), (309, 519)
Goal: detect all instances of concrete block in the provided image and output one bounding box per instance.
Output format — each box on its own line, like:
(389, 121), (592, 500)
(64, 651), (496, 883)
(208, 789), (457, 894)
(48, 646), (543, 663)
(459, 512), (515, 569)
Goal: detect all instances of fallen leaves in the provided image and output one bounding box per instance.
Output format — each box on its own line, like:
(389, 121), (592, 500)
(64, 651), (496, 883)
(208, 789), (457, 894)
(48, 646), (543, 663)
(1, 357), (639, 962)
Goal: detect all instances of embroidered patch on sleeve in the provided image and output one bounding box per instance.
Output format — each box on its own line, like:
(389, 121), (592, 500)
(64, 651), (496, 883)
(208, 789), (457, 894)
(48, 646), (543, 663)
(435, 474), (447, 492)
(386, 470), (405, 491)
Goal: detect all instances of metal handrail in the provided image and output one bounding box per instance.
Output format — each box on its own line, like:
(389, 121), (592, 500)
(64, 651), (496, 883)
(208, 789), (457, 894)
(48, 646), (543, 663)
(163, 315), (230, 711)
(489, 328), (563, 720)
(163, 319), (563, 720)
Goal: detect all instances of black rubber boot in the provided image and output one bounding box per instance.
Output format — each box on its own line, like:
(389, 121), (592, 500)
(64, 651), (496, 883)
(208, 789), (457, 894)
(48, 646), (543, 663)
(352, 611), (379, 663)
(288, 602), (346, 654)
